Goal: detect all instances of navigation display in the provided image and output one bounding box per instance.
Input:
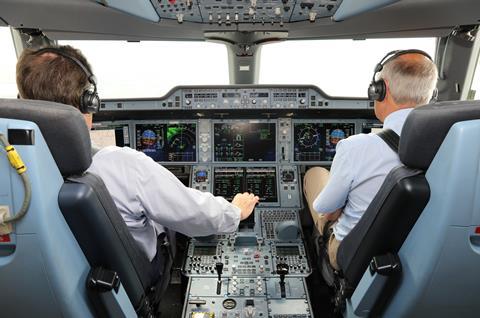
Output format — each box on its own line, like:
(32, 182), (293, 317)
(135, 123), (197, 162)
(213, 167), (277, 203)
(293, 122), (355, 161)
(214, 122), (276, 162)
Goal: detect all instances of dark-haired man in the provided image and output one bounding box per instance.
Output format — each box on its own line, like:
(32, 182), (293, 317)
(16, 45), (258, 274)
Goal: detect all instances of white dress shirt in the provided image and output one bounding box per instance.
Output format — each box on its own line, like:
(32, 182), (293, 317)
(313, 108), (413, 241)
(87, 146), (241, 261)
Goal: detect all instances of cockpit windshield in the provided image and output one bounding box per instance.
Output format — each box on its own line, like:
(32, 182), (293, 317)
(260, 38), (437, 97)
(59, 40), (229, 98)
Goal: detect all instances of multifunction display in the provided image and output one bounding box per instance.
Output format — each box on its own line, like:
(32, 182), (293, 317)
(293, 122), (355, 161)
(135, 123), (197, 162)
(214, 122), (276, 162)
(213, 167), (277, 203)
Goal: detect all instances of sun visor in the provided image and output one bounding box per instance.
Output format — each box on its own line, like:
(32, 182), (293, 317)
(96, 0), (160, 22)
(333, 0), (401, 21)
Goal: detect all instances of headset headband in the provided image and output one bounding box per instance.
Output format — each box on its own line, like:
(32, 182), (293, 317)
(372, 49), (433, 81)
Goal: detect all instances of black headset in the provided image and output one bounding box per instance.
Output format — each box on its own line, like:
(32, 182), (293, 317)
(34, 47), (100, 114)
(367, 49), (438, 102)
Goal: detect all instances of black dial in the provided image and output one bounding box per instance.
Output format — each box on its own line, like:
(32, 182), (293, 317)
(222, 298), (237, 310)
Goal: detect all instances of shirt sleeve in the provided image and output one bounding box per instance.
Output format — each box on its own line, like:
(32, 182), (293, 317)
(313, 140), (354, 214)
(132, 151), (241, 237)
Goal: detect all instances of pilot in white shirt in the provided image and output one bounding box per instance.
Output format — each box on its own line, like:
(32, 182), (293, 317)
(15, 45), (259, 265)
(303, 50), (438, 270)
(87, 146), (256, 261)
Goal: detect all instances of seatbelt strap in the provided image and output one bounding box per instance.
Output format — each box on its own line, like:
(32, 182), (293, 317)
(376, 129), (400, 154)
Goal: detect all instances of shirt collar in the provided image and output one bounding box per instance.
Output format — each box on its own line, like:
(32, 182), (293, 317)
(383, 108), (414, 135)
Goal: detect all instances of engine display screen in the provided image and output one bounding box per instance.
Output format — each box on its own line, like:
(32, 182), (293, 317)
(245, 167), (277, 203)
(214, 122), (276, 162)
(213, 167), (277, 203)
(293, 122), (355, 161)
(212, 167), (245, 201)
(135, 123), (197, 162)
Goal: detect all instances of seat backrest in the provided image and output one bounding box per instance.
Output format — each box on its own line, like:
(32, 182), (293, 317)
(0, 99), (155, 313)
(337, 101), (480, 290)
(337, 166), (429, 287)
(59, 174), (153, 310)
(385, 107), (480, 317)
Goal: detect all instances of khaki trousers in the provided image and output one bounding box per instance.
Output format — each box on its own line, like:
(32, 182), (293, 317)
(303, 167), (341, 270)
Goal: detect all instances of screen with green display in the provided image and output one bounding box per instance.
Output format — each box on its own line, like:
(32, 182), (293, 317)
(135, 123), (197, 162)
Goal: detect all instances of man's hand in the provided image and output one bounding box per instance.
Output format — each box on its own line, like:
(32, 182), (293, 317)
(324, 208), (342, 221)
(231, 192), (260, 220)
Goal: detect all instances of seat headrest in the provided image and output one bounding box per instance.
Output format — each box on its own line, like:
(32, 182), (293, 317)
(0, 99), (92, 176)
(400, 101), (480, 170)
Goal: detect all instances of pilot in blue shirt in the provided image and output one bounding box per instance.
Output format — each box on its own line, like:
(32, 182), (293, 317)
(303, 51), (438, 270)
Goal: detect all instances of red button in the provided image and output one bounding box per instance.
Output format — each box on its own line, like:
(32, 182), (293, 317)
(475, 227), (480, 234)
(0, 234), (11, 242)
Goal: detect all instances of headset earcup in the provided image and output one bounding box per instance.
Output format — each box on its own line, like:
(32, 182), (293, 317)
(368, 80), (386, 101)
(80, 89), (100, 114)
(90, 93), (100, 113)
(377, 79), (386, 101)
(79, 90), (88, 114)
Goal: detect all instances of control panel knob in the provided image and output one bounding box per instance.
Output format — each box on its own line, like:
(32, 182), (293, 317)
(299, 98), (306, 104)
(185, 99), (191, 105)
(281, 170), (295, 182)
(251, 99), (257, 104)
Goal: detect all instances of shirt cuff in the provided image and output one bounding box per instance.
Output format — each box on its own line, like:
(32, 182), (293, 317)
(220, 203), (241, 233)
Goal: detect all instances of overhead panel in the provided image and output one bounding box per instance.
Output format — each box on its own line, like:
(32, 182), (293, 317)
(333, 0), (401, 21)
(97, 0), (160, 22)
(150, 0), (343, 24)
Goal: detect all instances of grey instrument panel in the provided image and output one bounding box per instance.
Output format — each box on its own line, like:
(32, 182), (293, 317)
(99, 85), (372, 111)
(151, 0), (343, 25)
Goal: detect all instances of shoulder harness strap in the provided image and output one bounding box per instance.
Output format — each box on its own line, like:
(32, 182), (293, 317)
(376, 129), (400, 153)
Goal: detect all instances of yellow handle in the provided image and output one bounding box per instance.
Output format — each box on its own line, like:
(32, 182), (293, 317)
(5, 145), (27, 174)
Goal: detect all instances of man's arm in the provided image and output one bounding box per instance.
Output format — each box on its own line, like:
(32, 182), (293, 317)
(133, 150), (257, 237)
(313, 140), (354, 215)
